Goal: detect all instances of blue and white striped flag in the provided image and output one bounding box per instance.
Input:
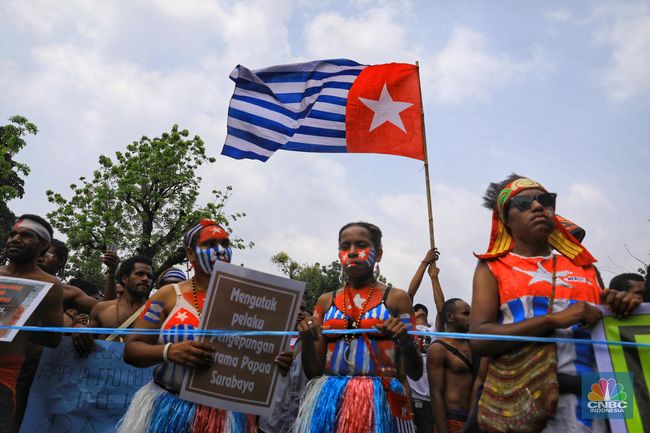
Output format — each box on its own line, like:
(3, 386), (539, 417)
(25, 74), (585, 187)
(222, 59), (366, 161)
(222, 59), (425, 162)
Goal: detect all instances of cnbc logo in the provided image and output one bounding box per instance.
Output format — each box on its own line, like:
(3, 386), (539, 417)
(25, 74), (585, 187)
(582, 373), (633, 419)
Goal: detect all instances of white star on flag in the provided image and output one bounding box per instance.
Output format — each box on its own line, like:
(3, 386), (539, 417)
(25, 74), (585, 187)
(175, 311), (189, 322)
(359, 250), (367, 259)
(359, 84), (413, 133)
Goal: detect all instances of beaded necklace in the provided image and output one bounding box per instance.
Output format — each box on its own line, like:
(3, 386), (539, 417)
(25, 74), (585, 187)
(342, 284), (375, 363)
(191, 277), (202, 318)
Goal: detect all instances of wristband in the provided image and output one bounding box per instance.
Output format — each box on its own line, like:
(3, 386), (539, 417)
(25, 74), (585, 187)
(162, 342), (172, 362)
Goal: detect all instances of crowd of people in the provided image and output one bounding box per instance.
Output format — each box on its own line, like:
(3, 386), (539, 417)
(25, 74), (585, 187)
(1, 173), (648, 433)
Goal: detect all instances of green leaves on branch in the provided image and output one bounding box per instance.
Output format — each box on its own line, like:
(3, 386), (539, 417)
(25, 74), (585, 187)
(46, 124), (251, 280)
(271, 252), (343, 311)
(1, 115), (37, 202)
(1, 115), (37, 253)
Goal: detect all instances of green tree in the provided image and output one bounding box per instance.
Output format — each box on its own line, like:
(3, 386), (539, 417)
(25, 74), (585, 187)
(46, 125), (251, 284)
(271, 252), (389, 311)
(1, 115), (38, 253)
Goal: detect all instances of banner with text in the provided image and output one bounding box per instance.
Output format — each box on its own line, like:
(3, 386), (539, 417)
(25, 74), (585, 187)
(19, 337), (153, 433)
(0, 275), (52, 342)
(180, 261), (305, 416)
(592, 303), (650, 433)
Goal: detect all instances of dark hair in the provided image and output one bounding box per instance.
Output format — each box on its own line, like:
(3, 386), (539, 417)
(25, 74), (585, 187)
(16, 214), (54, 241)
(609, 273), (645, 292)
(482, 173), (525, 210)
(413, 303), (429, 316)
(442, 298), (463, 320)
(118, 255), (153, 280)
(49, 238), (69, 264)
(68, 278), (101, 297)
(338, 222), (382, 250)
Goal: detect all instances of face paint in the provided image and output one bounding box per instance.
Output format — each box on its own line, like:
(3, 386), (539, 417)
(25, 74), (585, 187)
(194, 244), (232, 275)
(197, 225), (229, 245)
(339, 247), (375, 268)
(339, 250), (350, 267)
(142, 300), (165, 324)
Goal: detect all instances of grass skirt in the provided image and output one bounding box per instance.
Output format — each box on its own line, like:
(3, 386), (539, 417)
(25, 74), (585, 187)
(116, 381), (257, 433)
(294, 375), (414, 433)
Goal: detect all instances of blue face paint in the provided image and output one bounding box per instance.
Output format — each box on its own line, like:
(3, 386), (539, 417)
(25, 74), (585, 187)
(194, 244), (232, 275)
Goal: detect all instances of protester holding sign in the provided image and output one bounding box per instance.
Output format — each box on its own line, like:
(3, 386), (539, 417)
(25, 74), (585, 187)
(470, 175), (643, 433)
(119, 220), (256, 433)
(0, 215), (63, 433)
(295, 222), (422, 433)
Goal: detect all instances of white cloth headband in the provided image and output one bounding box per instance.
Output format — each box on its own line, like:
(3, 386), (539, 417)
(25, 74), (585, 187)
(14, 219), (51, 243)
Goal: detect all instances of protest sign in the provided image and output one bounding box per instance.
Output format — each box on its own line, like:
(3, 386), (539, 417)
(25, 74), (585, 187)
(19, 336), (153, 433)
(592, 303), (650, 433)
(0, 275), (52, 342)
(180, 261), (305, 416)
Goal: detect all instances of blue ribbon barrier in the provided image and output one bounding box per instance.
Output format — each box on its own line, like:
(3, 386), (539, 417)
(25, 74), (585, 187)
(2, 325), (650, 348)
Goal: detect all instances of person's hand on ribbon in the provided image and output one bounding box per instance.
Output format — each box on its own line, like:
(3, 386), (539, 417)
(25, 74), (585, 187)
(297, 317), (323, 342)
(376, 316), (412, 345)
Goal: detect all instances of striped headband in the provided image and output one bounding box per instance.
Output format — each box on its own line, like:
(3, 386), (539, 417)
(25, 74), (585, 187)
(158, 268), (187, 282)
(13, 219), (52, 243)
(475, 178), (595, 266)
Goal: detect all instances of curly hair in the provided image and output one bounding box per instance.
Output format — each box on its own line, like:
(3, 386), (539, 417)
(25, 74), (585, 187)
(481, 173), (526, 211)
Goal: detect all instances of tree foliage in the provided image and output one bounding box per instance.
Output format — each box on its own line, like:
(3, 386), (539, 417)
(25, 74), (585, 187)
(271, 252), (389, 311)
(1, 115), (38, 252)
(46, 125), (251, 282)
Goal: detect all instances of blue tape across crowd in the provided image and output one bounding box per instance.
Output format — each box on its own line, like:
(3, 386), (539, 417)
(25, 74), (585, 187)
(2, 325), (650, 348)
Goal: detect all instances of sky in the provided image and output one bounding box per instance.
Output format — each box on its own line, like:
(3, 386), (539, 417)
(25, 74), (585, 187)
(2, 0), (649, 314)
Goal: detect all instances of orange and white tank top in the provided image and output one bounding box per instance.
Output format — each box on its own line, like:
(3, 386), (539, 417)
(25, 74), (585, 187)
(487, 253), (601, 375)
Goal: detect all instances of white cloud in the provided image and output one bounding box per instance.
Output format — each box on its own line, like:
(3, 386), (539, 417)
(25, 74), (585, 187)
(591, 1), (650, 101)
(423, 27), (548, 104)
(304, 5), (416, 63)
(543, 9), (572, 22)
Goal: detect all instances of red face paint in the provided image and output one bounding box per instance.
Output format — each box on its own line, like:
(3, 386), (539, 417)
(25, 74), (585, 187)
(339, 247), (373, 268)
(339, 250), (349, 266)
(197, 224), (228, 244)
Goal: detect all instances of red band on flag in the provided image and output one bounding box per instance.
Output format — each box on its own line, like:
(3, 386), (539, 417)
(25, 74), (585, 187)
(346, 63), (424, 160)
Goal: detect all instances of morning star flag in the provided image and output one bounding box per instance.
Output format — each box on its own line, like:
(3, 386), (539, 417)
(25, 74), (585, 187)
(221, 59), (424, 162)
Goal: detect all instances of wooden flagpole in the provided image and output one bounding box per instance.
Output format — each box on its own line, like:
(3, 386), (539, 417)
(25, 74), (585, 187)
(415, 61), (436, 251)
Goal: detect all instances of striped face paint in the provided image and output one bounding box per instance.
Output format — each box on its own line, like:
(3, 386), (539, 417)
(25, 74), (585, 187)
(339, 247), (375, 269)
(194, 244), (232, 275)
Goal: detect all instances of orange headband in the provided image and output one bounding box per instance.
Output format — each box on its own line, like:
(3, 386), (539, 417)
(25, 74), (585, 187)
(475, 178), (596, 266)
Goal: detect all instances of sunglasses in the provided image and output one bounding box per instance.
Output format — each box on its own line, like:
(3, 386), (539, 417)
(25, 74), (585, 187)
(509, 192), (557, 212)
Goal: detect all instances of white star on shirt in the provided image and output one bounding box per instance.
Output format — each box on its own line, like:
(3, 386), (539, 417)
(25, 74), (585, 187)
(359, 84), (413, 133)
(513, 262), (573, 288)
(353, 294), (365, 309)
(175, 311), (189, 322)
